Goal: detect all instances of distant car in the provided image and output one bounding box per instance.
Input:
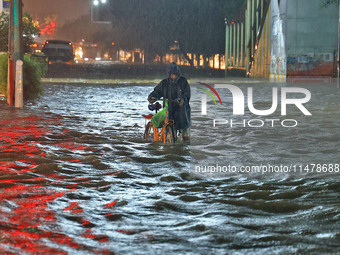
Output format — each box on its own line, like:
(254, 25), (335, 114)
(41, 40), (74, 63)
(29, 51), (49, 74)
(30, 51), (48, 64)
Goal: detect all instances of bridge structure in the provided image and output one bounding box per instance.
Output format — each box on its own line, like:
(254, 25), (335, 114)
(225, 0), (339, 82)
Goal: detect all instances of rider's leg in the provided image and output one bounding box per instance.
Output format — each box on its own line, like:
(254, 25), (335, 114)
(180, 128), (190, 141)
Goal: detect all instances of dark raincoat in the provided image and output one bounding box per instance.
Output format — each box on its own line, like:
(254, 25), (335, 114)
(149, 75), (191, 131)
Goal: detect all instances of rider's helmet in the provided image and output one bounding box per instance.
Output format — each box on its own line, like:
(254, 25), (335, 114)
(167, 62), (180, 77)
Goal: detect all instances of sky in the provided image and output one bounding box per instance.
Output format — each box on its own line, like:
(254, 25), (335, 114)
(23, 0), (91, 26)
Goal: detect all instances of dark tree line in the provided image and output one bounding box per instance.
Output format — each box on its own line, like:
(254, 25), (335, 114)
(107, 0), (245, 64)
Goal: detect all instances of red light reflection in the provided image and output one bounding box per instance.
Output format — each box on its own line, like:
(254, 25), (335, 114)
(0, 114), (114, 253)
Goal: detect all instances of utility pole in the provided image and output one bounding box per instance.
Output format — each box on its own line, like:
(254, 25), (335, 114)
(7, 0), (15, 106)
(8, 0), (23, 107)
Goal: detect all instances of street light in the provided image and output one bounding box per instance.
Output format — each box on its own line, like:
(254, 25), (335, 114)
(93, 0), (107, 6)
(91, 0), (111, 23)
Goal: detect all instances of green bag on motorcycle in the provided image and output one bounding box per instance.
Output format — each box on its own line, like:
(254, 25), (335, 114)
(151, 108), (165, 128)
(151, 99), (168, 128)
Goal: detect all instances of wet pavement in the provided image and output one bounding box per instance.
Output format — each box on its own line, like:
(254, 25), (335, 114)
(0, 78), (339, 254)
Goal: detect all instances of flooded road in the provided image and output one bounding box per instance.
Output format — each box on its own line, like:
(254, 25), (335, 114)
(0, 79), (339, 254)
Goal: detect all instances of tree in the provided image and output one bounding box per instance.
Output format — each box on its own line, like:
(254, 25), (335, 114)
(55, 14), (114, 49)
(55, 15), (97, 42)
(0, 12), (40, 53)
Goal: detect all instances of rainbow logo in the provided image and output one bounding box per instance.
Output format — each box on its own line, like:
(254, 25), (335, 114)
(198, 82), (222, 105)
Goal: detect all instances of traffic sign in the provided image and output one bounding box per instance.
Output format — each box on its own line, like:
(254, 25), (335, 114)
(3, 0), (10, 9)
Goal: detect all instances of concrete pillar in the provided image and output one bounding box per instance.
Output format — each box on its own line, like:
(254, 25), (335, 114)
(240, 22), (244, 67)
(233, 23), (236, 66)
(270, 0), (286, 82)
(251, 0), (255, 59)
(256, 0), (260, 37)
(229, 23), (233, 67)
(261, 19), (265, 77)
(236, 23), (240, 66)
(225, 23), (229, 74)
(15, 60), (23, 108)
(245, 0), (251, 74)
(266, 6), (270, 78)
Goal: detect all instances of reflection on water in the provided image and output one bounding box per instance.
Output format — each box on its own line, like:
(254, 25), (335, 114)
(0, 81), (339, 254)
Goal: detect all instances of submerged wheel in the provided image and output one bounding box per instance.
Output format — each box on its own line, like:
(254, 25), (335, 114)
(165, 124), (176, 144)
(144, 122), (154, 140)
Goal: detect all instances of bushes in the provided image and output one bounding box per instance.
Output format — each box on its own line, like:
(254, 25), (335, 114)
(23, 55), (46, 100)
(0, 53), (46, 101)
(0, 54), (7, 96)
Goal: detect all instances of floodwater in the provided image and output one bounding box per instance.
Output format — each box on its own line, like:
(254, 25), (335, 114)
(0, 79), (339, 254)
